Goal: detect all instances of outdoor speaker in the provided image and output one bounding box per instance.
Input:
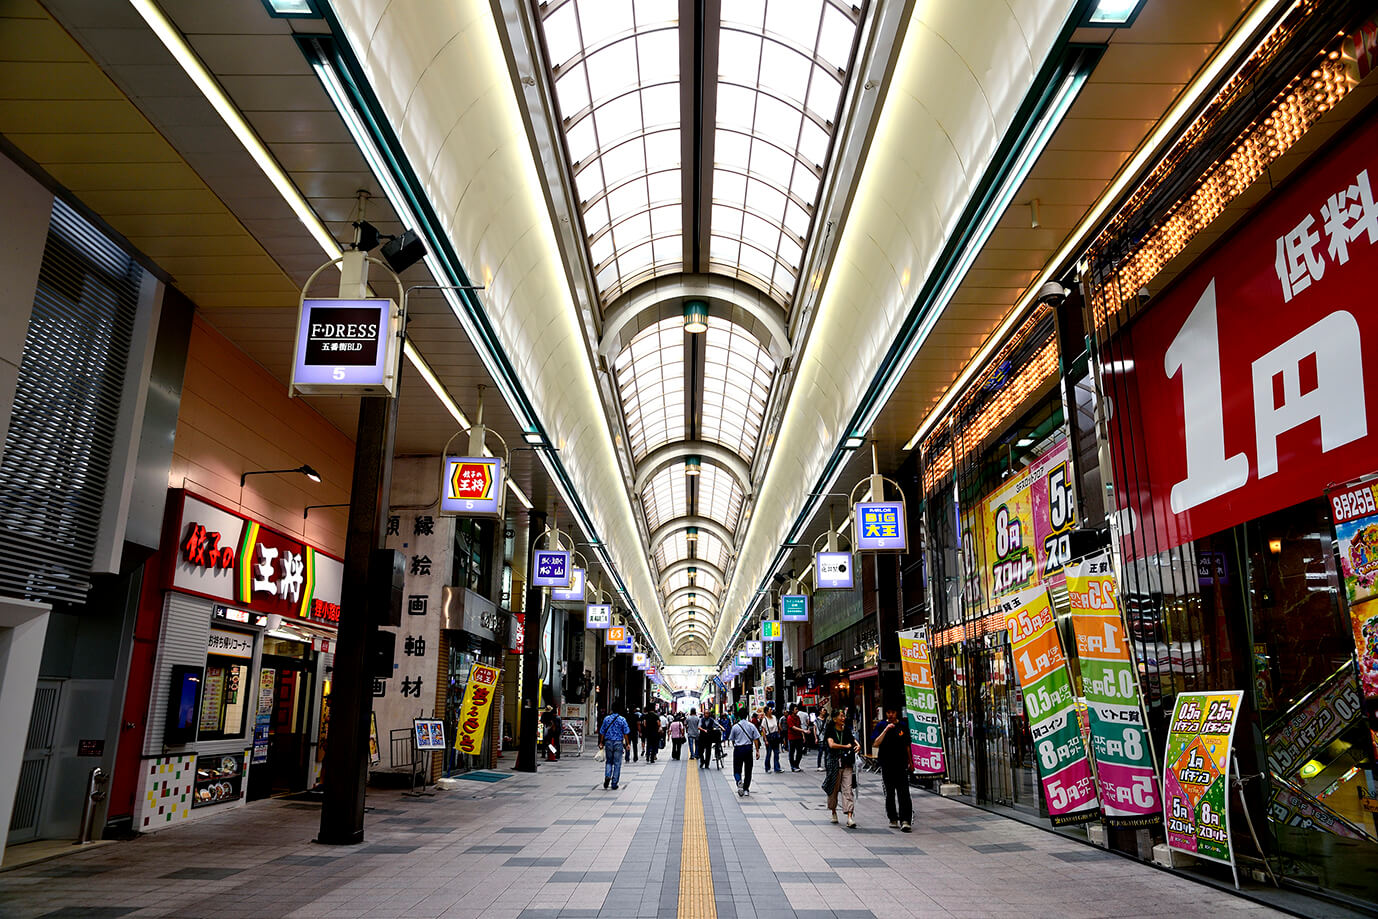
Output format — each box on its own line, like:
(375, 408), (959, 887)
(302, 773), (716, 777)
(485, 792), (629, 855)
(369, 629), (396, 679)
(381, 228), (427, 274)
(370, 548), (405, 627)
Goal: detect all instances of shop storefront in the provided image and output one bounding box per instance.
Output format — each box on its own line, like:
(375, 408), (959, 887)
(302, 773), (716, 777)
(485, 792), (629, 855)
(131, 491), (342, 830)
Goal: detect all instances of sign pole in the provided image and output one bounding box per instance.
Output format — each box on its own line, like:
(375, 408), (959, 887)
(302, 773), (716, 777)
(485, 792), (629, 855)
(319, 249), (398, 845)
(515, 508), (547, 772)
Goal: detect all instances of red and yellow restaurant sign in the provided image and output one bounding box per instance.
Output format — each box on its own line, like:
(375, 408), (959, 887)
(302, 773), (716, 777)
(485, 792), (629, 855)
(454, 663), (501, 755)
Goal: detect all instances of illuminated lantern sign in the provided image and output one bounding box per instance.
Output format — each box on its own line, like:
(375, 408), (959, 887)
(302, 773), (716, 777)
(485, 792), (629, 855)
(290, 298), (399, 397)
(440, 456), (504, 518)
(585, 603), (612, 629)
(633, 652), (648, 667)
(532, 550), (572, 589)
(606, 625), (627, 645)
(815, 551), (853, 589)
(761, 620), (782, 641)
(855, 501), (907, 551)
(746, 640), (763, 658)
(552, 568), (586, 602)
(781, 594), (809, 622)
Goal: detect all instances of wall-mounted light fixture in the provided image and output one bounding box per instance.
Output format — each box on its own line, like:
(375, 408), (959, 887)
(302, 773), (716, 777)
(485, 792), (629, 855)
(241, 464), (322, 487)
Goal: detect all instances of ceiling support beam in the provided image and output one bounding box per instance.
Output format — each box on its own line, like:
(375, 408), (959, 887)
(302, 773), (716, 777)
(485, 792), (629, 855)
(600, 273), (791, 361)
(658, 558), (726, 590)
(634, 439), (751, 497)
(648, 516), (736, 555)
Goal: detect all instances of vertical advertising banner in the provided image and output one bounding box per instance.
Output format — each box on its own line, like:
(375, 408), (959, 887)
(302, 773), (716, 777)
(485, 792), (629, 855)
(454, 663), (501, 755)
(1001, 586), (1101, 825)
(1328, 480), (1378, 701)
(980, 439), (1076, 602)
(1067, 553), (1161, 827)
(1163, 691), (1243, 866)
(898, 628), (946, 775)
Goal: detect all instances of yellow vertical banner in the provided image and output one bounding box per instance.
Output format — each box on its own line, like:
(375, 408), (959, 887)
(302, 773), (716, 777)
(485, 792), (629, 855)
(454, 663), (501, 755)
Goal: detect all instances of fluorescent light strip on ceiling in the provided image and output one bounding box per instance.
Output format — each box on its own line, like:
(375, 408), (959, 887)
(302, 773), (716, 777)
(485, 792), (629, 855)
(126, 0), (536, 513)
(903, 0), (1288, 451)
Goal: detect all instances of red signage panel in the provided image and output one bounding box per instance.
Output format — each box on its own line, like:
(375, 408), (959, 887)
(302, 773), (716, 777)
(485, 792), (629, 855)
(1108, 112), (1378, 555)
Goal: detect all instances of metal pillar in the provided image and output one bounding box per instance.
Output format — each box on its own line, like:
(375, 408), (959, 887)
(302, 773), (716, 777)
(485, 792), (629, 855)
(773, 595), (786, 708)
(515, 510), (546, 772)
(876, 554), (904, 712)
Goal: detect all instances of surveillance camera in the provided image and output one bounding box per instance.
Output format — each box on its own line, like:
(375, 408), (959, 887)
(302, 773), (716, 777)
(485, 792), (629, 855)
(1035, 281), (1069, 305)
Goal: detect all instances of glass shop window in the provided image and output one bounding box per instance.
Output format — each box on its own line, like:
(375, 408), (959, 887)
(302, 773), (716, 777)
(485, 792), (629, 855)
(198, 655), (249, 740)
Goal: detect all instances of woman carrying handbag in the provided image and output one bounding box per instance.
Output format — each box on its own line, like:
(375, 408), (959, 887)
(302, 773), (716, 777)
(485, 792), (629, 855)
(822, 708), (860, 827)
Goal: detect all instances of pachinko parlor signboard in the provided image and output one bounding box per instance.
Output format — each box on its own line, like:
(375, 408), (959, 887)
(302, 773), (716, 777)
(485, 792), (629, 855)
(897, 628), (946, 775)
(1163, 691), (1243, 870)
(977, 438), (1077, 602)
(1000, 585), (1100, 825)
(1328, 478), (1378, 702)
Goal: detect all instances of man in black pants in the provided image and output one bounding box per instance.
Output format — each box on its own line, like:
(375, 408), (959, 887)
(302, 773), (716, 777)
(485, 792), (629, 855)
(871, 706), (914, 831)
(728, 708), (762, 796)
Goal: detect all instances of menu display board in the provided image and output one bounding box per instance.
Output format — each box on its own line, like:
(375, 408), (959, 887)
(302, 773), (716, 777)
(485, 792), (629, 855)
(1001, 586), (1100, 825)
(898, 628), (946, 775)
(192, 752), (244, 808)
(1163, 691), (1243, 866)
(1067, 553), (1161, 827)
(252, 668), (274, 765)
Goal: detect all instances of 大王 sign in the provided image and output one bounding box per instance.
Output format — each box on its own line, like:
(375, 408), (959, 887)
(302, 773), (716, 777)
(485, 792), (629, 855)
(854, 501), (907, 551)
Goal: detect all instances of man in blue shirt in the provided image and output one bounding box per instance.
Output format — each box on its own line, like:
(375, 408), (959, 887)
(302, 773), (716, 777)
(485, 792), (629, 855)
(728, 707), (762, 796)
(599, 706), (631, 790)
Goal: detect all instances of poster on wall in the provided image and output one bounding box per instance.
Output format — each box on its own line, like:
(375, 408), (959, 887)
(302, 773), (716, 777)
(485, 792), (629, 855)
(1327, 479), (1378, 701)
(1163, 690), (1243, 868)
(1066, 553), (1161, 827)
(454, 663), (500, 755)
(897, 628), (946, 775)
(1001, 586), (1101, 825)
(979, 438), (1076, 603)
(252, 668), (274, 765)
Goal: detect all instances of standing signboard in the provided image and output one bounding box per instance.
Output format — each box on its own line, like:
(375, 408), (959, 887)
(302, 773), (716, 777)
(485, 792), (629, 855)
(815, 552), (854, 589)
(532, 550), (573, 589)
(290, 298), (400, 396)
(440, 456), (504, 518)
(978, 438), (1076, 601)
(854, 501), (907, 551)
(1067, 553), (1161, 827)
(413, 719), (446, 750)
(1163, 690), (1244, 870)
(897, 628), (946, 775)
(781, 594), (809, 622)
(1001, 586), (1101, 825)
(454, 663), (501, 755)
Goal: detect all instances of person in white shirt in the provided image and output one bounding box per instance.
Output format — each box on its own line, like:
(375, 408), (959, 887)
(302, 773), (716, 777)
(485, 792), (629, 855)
(761, 704), (783, 773)
(728, 708), (762, 796)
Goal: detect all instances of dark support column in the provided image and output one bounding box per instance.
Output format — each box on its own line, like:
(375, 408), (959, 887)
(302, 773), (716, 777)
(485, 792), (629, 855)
(319, 395), (397, 845)
(515, 510), (546, 772)
(876, 554), (904, 712)
(773, 596), (785, 707)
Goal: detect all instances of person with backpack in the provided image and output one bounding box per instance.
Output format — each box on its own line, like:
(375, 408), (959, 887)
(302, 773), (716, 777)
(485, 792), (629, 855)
(697, 710), (718, 769)
(729, 707), (762, 796)
(823, 707), (860, 827)
(598, 706), (630, 790)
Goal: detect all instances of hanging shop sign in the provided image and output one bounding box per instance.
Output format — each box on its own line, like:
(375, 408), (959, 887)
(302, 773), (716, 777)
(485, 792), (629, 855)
(167, 491), (343, 628)
(552, 568), (586, 603)
(977, 438), (1076, 602)
(897, 628), (946, 775)
(454, 663), (501, 755)
(736, 651), (750, 666)
(1001, 585), (1101, 826)
(616, 639), (634, 654)
(1106, 112), (1378, 559)
(854, 501), (907, 551)
(761, 620), (782, 641)
(1327, 478), (1378, 702)
(1067, 553), (1161, 827)
(781, 594), (809, 622)
(290, 297), (400, 397)
(440, 456), (504, 518)
(512, 613), (525, 655)
(746, 639), (764, 658)
(606, 625), (627, 645)
(815, 551), (854, 589)
(585, 603), (612, 629)
(1163, 690), (1243, 867)
(633, 652), (648, 667)
(413, 718), (446, 751)
(532, 550), (573, 589)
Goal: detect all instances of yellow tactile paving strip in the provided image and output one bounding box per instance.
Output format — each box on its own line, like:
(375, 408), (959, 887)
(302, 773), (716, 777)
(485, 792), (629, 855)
(678, 763), (716, 919)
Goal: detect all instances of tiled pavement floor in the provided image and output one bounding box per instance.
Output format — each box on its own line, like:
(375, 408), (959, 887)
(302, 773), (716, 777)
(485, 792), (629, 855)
(0, 748), (1290, 919)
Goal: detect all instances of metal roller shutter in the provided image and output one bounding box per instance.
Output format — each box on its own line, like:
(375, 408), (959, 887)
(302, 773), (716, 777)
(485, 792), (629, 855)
(143, 592), (215, 757)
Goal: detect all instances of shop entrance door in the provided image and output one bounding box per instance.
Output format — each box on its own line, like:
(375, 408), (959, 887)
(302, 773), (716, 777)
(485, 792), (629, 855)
(973, 634), (1017, 807)
(247, 655), (313, 799)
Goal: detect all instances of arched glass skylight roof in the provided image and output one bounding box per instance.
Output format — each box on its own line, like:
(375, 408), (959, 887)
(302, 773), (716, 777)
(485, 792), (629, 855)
(613, 316), (685, 460)
(662, 568), (720, 598)
(699, 318), (775, 455)
(693, 463), (745, 531)
(655, 529), (732, 575)
(640, 464), (688, 533)
(540, 0), (683, 303)
(710, 0), (860, 302)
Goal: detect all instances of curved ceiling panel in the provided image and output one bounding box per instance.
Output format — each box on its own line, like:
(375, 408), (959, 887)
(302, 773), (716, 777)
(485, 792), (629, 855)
(330, 0), (669, 651)
(612, 315), (685, 460)
(655, 528), (733, 574)
(711, 0), (1078, 655)
(699, 318), (776, 457)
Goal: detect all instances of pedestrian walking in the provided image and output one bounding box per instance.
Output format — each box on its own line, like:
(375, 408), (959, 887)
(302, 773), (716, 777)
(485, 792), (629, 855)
(815, 707), (828, 770)
(872, 707), (914, 831)
(669, 716), (685, 759)
(785, 704), (806, 772)
(686, 708), (700, 760)
(729, 707), (762, 796)
(642, 708), (661, 763)
(761, 704), (783, 773)
(697, 710), (718, 769)
(599, 707), (630, 790)
(823, 708), (860, 827)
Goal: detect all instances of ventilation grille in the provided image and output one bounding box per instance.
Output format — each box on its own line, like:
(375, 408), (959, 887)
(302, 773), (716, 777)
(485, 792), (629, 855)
(0, 199), (142, 604)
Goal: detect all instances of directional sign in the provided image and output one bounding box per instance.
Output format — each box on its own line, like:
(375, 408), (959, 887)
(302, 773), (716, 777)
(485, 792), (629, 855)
(606, 625), (627, 645)
(746, 639), (763, 658)
(552, 567), (585, 602)
(815, 551), (853, 589)
(532, 550), (572, 589)
(781, 594), (809, 622)
(440, 456), (504, 517)
(585, 603), (612, 629)
(761, 620), (782, 641)
(855, 501), (907, 551)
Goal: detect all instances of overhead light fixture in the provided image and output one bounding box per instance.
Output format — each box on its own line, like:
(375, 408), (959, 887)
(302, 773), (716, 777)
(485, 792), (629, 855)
(524, 430), (547, 445)
(241, 464), (322, 487)
(842, 434), (866, 449)
(683, 299), (708, 334)
(684, 456), (702, 476)
(1085, 0), (1145, 26)
(685, 527), (698, 542)
(261, 0), (320, 16)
